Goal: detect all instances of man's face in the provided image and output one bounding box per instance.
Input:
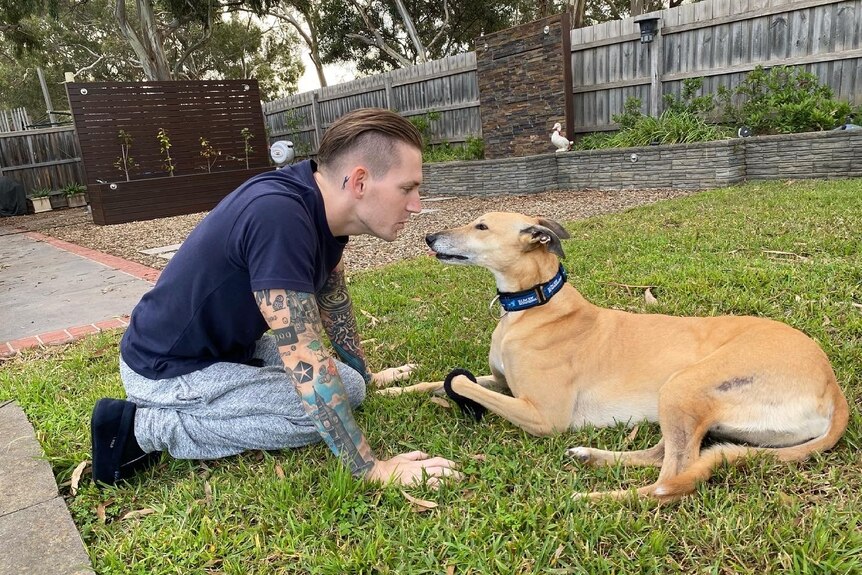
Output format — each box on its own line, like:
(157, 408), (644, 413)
(358, 142), (423, 242)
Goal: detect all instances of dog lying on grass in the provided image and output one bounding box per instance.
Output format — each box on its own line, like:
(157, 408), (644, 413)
(380, 212), (848, 502)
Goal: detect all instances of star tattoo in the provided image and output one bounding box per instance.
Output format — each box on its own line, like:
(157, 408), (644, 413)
(292, 361), (314, 383)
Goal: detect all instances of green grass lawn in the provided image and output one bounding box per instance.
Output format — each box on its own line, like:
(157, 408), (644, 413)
(2, 179), (861, 574)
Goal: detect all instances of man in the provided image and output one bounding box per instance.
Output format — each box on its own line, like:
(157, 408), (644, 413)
(91, 108), (459, 487)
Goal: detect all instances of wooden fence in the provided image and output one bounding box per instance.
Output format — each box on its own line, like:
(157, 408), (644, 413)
(0, 126), (84, 193)
(262, 53), (480, 156)
(572, 0), (862, 132)
(262, 0), (862, 147)
(0, 108), (32, 133)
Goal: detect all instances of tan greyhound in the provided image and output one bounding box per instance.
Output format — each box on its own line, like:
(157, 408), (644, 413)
(380, 212), (848, 501)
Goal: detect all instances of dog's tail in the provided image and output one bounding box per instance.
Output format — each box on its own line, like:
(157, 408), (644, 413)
(653, 386), (849, 501)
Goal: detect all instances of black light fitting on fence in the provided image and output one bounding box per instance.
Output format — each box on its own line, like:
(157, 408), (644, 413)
(635, 16), (661, 44)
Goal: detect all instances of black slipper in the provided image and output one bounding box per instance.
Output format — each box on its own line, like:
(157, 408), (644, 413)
(91, 398), (159, 486)
(443, 368), (487, 422)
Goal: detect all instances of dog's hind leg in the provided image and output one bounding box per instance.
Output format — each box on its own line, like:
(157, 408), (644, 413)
(578, 373), (715, 502)
(567, 439), (664, 468)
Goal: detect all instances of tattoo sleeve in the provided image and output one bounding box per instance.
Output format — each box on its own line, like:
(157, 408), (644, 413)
(254, 288), (376, 477)
(317, 266), (372, 384)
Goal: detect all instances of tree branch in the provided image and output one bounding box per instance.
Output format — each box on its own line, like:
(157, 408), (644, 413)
(171, 2), (213, 76)
(393, 0), (426, 62)
(426, 0), (450, 52)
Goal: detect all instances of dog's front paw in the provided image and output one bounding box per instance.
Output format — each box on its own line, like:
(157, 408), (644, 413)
(566, 446), (592, 464)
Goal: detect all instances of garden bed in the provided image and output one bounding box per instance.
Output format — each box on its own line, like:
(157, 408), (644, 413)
(88, 167), (272, 225)
(421, 129), (862, 196)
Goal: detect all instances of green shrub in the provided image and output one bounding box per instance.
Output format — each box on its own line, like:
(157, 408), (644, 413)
(718, 65), (854, 134)
(408, 111), (440, 148)
(577, 107), (731, 150)
(663, 77), (716, 117)
(409, 112), (484, 162)
(613, 96), (644, 130)
(423, 137), (485, 163)
(30, 187), (53, 198)
(61, 182), (86, 197)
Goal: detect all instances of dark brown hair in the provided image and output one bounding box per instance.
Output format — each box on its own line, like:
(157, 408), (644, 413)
(316, 108), (423, 177)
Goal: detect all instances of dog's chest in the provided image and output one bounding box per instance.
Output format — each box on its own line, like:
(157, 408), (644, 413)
(489, 324), (507, 376)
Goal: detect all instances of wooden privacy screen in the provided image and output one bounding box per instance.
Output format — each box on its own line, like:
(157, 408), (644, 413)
(66, 80), (272, 225)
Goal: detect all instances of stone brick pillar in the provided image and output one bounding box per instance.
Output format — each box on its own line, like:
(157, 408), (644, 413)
(477, 13), (573, 159)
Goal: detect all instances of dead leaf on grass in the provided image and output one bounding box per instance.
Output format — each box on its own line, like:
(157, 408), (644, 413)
(429, 396), (451, 409)
(401, 490), (438, 512)
(762, 249), (808, 261)
(97, 497), (114, 523)
(121, 508), (156, 521)
(469, 454), (487, 461)
(70, 459), (89, 495)
(644, 288), (658, 306)
(359, 309), (380, 327)
(275, 464), (285, 479)
(551, 543), (565, 565)
(446, 566), (456, 575)
(625, 425), (640, 444)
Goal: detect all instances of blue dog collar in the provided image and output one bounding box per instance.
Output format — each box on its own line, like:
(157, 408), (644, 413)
(497, 265), (568, 312)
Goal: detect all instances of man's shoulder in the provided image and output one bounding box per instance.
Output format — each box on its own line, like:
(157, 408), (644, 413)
(234, 162), (317, 208)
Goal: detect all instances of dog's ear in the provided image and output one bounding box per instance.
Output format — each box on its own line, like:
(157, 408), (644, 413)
(537, 218), (571, 240)
(521, 224), (566, 259)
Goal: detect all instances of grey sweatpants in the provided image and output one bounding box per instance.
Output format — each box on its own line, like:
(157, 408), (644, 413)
(120, 334), (367, 459)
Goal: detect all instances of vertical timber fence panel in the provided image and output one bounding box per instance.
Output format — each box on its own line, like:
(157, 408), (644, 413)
(571, 0), (862, 134)
(0, 127), (84, 193)
(262, 53), (479, 157)
(66, 80), (272, 225)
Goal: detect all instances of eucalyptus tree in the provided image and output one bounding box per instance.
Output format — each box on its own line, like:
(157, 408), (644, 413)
(0, 0), (303, 114)
(315, 0), (517, 74)
(0, 0), (300, 82)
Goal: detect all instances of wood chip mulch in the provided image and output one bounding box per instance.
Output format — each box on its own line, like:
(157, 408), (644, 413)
(1, 188), (698, 274)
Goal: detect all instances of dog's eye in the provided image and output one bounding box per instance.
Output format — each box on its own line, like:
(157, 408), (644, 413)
(475, 223), (488, 230)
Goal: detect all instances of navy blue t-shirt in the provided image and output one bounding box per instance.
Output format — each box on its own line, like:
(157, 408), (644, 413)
(121, 160), (348, 379)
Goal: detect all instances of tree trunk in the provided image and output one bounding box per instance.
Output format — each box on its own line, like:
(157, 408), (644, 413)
(630, 0), (646, 17)
(570, 0), (587, 28)
(393, 0), (426, 62)
(115, 0), (173, 80)
(268, 8), (329, 88)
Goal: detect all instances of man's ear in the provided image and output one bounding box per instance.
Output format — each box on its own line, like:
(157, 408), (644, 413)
(347, 166), (369, 197)
(520, 225), (566, 259)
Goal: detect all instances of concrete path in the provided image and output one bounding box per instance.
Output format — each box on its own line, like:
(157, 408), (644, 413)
(0, 226), (158, 355)
(0, 224), (161, 574)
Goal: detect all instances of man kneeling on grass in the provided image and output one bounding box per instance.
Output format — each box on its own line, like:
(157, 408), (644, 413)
(91, 108), (460, 488)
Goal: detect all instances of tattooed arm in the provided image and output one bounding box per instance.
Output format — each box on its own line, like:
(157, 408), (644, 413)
(317, 260), (418, 387)
(256, 287), (376, 476)
(317, 261), (372, 384)
(255, 288), (460, 485)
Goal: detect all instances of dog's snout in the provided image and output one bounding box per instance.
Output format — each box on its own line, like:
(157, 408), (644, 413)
(425, 233), (439, 248)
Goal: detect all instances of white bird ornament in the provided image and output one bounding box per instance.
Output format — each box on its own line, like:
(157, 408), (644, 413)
(551, 122), (573, 152)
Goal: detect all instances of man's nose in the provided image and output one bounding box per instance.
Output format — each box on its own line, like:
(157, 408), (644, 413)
(407, 189), (422, 213)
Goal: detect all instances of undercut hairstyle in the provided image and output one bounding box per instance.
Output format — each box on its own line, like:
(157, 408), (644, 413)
(316, 108), (423, 178)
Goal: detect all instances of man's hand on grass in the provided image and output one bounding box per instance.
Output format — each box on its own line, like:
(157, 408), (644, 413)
(365, 450), (461, 488)
(371, 363), (418, 387)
